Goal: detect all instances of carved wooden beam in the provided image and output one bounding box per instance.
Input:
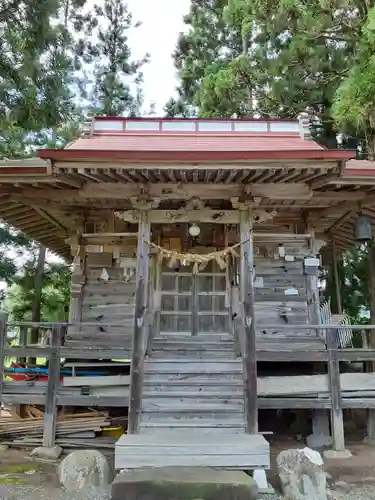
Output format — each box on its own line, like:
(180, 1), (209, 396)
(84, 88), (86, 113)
(245, 183), (312, 200)
(8, 184), (369, 207)
(115, 208), (277, 225)
(10, 182), (312, 201)
(308, 192), (375, 219)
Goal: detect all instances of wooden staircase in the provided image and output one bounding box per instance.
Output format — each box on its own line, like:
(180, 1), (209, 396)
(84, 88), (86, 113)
(115, 334), (270, 470)
(140, 334), (244, 433)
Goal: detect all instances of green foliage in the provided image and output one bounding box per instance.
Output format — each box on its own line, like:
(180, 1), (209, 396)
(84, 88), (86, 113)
(0, 225), (32, 287)
(173, 0), (242, 108)
(332, 7), (375, 157)
(88, 0), (148, 117)
(173, 0), (369, 147)
(6, 259), (71, 322)
(0, 1), (77, 133)
(164, 98), (196, 118)
(325, 246), (370, 320)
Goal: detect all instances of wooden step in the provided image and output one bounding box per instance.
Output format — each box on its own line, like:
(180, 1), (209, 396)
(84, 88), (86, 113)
(151, 351), (237, 360)
(141, 411), (243, 422)
(151, 343), (235, 350)
(153, 335), (233, 342)
(138, 426), (245, 435)
(139, 422), (245, 429)
(143, 387), (243, 396)
(144, 360), (242, 375)
(142, 399), (243, 410)
(144, 374), (243, 384)
(115, 432), (270, 469)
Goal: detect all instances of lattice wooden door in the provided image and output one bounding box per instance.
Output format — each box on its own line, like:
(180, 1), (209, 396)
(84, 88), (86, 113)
(159, 261), (229, 336)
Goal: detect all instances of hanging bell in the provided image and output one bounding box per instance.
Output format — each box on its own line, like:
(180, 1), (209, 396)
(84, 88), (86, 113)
(355, 214), (372, 242)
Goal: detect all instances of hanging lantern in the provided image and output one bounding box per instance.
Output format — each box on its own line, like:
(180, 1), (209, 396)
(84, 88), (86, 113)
(355, 214), (372, 242)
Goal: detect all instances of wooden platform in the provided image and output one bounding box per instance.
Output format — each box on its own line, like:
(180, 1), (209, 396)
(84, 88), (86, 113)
(115, 432), (270, 470)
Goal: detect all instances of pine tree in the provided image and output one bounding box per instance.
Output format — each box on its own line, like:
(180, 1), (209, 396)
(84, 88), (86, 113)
(172, 0), (368, 147)
(0, 1), (75, 133)
(172, 0), (242, 112)
(89, 0), (148, 117)
(0, 0), (87, 158)
(332, 6), (375, 158)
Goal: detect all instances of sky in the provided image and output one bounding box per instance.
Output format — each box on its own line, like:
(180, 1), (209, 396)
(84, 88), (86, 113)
(127, 0), (191, 115)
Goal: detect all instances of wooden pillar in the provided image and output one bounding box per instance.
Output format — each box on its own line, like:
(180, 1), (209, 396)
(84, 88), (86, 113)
(305, 225), (321, 332)
(0, 312), (7, 408)
(304, 225), (333, 446)
(327, 328), (345, 451)
(18, 325), (28, 365)
(29, 245), (46, 366)
(154, 255), (162, 337)
(191, 273), (198, 336)
(128, 207), (151, 434)
(68, 234), (85, 326)
(332, 239), (343, 314)
(239, 206), (258, 434)
(43, 325), (62, 447)
(367, 242), (375, 439)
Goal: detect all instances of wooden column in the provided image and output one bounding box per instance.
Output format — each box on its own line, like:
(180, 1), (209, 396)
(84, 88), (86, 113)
(191, 272), (198, 336)
(154, 255), (162, 337)
(332, 239), (343, 314)
(239, 206), (258, 434)
(18, 325), (28, 365)
(0, 312), (7, 408)
(29, 245), (46, 365)
(367, 242), (375, 439)
(305, 224), (321, 332)
(327, 327), (345, 451)
(128, 207), (151, 434)
(43, 325), (62, 448)
(305, 225), (333, 446)
(68, 234), (85, 327)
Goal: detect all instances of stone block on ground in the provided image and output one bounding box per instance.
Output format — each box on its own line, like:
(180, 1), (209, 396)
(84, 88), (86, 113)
(30, 445), (62, 460)
(59, 449), (111, 491)
(323, 449), (352, 460)
(277, 447), (327, 500)
(306, 433), (332, 449)
(111, 467), (258, 500)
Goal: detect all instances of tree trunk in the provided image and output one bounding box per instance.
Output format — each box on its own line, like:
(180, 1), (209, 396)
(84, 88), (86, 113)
(28, 245), (46, 365)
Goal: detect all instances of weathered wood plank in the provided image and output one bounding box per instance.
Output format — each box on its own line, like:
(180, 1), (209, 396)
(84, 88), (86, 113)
(257, 372), (375, 396)
(115, 453), (268, 469)
(327, 327), (345, 451)
(258, 398), (332, 409)
(128, 208), (150, 434)
(239, 206), (258, 434)
(62, 375), (130, 387)
(0, 312), (7, 406)
(43, 325), (62, 447)
(144, 360), (242, 374)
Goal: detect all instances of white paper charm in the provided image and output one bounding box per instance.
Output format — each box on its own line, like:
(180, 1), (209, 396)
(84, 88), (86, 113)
(100, 268), (109, 282)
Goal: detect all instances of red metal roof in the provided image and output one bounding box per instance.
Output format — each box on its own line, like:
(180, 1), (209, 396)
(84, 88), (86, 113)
(64, 133), (324, 152)
(345, 159), (375, 176)
(37, 117), (355, 163)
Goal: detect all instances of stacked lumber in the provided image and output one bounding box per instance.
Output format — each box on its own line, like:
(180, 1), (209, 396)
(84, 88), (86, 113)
(0, 409), (118, 449)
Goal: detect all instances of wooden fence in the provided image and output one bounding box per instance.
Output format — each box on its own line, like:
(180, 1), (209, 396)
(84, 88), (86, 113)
(0, 315), (130, 447)
(2, 313), (375, 450)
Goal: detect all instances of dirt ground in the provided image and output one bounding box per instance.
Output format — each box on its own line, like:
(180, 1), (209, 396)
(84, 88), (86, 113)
(1, 439), (375, 498)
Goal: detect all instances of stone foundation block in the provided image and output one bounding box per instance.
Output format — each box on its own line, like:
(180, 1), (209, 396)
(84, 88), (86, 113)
(111, 467), (258, 500)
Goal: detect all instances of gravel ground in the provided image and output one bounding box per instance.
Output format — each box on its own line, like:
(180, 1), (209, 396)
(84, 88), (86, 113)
(257, 486), (375, 499)
(0, 485), (111, 500)
(1, 485), (375, 500)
